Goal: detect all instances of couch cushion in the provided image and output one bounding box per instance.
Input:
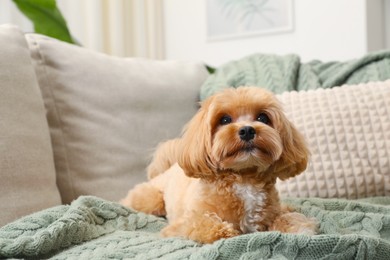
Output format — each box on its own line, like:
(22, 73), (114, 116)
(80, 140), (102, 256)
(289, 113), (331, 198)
(276, 81), (390, 198)
(26, 34), (209, 204)
(0, 25), (61, 226)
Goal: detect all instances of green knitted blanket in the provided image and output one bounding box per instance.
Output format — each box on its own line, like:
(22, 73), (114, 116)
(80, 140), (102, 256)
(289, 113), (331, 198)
(201, 50), (390, 100)
(1, 196), (390, 259)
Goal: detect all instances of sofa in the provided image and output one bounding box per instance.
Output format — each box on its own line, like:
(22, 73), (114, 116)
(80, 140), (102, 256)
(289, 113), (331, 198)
(1, 24), (390, 259)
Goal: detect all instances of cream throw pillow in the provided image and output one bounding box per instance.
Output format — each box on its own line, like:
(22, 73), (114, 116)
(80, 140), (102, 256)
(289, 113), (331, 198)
(0, 25), (61, 226)
(26, 34), (209, 204)
(277, 81), (390, 198)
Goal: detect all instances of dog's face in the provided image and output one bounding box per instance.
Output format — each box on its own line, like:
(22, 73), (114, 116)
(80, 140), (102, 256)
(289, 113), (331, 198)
(178, 87), (309, 181)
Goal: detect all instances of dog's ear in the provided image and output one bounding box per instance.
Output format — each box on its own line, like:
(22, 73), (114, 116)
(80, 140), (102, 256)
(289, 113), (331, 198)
(177, 98), (216, 178)
(269, 115), (310, 180)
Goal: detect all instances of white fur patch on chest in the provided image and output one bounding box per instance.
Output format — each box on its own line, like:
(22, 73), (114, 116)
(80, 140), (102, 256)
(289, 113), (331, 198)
(233, 183), (266, 233)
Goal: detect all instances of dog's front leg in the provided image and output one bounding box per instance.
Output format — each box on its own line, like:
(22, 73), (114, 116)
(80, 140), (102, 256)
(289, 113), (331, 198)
(161, 211), (240, 244)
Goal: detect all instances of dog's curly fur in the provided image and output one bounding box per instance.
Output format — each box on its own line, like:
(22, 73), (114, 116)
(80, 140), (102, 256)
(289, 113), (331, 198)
(121, 87), (318, 243)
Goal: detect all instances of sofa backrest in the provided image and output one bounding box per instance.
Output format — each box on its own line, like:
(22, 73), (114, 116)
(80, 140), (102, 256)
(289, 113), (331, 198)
(0, 24), (209, 226)
(0, 25), (61, 227)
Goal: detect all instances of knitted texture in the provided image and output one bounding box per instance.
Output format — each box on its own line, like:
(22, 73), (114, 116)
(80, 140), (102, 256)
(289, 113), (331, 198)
(200, 50), (390, 100)
(1, 196), (390, 259)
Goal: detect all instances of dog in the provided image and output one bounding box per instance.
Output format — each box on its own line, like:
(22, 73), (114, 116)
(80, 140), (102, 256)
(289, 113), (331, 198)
(120, 86), (318, 243)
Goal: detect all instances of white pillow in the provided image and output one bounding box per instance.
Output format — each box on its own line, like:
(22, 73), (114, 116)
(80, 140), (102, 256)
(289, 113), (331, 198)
(26, 34), (209, 203)
(276, 81), (390, 198)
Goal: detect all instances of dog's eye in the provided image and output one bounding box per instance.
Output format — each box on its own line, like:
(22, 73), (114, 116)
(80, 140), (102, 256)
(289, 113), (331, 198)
(220, 115), (232, 125)
(256, 113), (271, 125)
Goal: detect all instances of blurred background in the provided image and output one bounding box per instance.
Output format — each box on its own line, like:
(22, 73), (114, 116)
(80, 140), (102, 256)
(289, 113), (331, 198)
(0, 0), (389, 66)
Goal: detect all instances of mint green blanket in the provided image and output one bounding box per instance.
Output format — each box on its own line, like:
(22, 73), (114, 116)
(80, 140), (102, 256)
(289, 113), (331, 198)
(201, 50), (390, 100)
(1, 196), (390, 259)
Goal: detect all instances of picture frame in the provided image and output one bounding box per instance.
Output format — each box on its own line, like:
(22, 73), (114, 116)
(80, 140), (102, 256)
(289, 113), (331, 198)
(206, 0), (294, 41)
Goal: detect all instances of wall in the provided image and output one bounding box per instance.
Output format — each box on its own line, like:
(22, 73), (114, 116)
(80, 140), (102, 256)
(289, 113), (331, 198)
(0, 0), (164, 58)
(163, 0), (386, 66)
(385, 0), (390, 48)
(0, 1), (32, 32)
(0, 0), (386, 62)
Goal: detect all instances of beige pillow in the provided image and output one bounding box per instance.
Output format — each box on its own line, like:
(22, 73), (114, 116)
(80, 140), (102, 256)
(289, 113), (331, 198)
(26, 34), (209, 204)
(276, 81), (390, 199)
(0, 25), (61, 226)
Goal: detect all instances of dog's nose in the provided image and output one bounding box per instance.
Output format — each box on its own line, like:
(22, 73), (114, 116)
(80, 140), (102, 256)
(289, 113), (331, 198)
(238, 126), (256, 141)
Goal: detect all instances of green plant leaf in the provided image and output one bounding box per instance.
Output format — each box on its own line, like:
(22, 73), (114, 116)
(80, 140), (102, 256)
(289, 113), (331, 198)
(12, 0), (75, 44)
(205, 64), (216, 74)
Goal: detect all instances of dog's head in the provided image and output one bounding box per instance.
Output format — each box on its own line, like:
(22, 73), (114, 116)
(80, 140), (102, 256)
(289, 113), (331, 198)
(178, 87), (309, 181)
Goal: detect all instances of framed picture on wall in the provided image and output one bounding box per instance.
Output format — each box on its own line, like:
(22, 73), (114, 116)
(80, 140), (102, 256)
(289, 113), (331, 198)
(206, 0), (294, 41)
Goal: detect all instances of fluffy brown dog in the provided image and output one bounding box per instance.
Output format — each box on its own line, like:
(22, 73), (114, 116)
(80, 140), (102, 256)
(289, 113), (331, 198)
(121, 87), (317, 243)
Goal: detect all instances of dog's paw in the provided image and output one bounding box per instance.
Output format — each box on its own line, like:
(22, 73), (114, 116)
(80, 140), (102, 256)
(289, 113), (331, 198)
(161, 212), (240, 243)
(270, 212), (318, 235)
